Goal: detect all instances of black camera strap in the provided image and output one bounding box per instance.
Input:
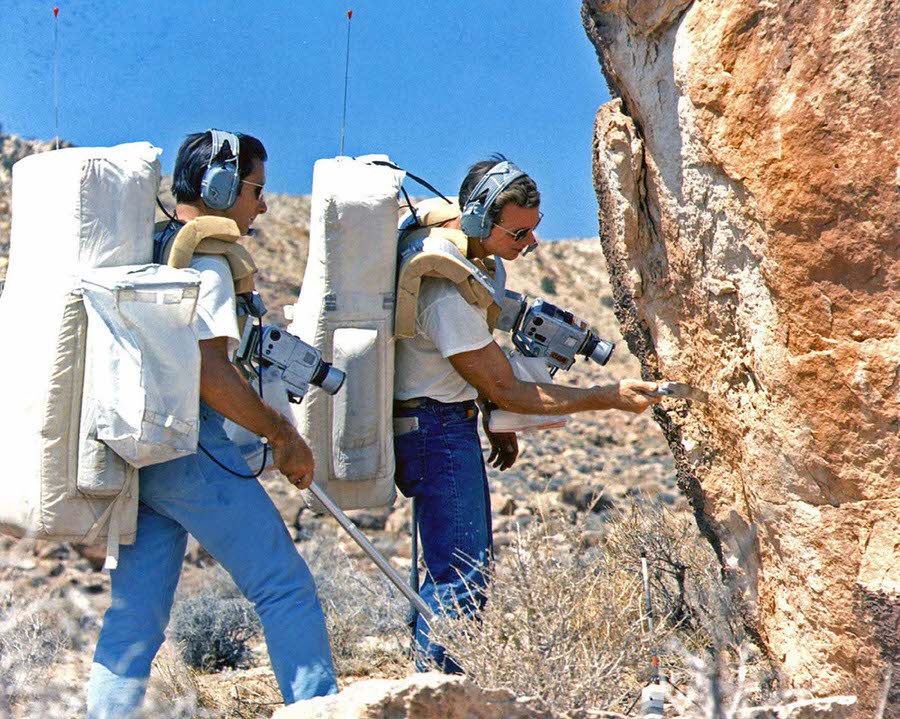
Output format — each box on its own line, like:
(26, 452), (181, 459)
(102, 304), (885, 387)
(198, 316), (269, 479)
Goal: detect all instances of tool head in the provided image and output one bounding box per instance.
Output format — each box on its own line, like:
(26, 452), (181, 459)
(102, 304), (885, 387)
(650, 382), (709, 403)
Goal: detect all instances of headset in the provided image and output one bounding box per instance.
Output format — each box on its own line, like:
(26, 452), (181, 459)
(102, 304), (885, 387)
(459, 160), (526, 239)
(200, 129), (241, 210)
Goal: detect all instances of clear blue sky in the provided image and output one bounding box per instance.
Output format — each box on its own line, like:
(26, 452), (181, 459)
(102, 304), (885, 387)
(0, 2), (612, 239)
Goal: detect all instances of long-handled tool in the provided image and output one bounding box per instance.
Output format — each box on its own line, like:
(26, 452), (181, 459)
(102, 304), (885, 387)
(307, 482), (434, 622)
(409, 497), (421, 633)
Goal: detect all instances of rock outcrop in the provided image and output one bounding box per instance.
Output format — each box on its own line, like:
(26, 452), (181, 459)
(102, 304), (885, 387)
(273, 672), (555, 719)
(583, 0), (899, 714)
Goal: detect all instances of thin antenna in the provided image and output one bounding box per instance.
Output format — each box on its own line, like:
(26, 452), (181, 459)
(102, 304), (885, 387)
(640, 551), (666, 718)
(339, 9), (353, 156)
(640, 551), (660, 683)
(53, 6), (60, 150)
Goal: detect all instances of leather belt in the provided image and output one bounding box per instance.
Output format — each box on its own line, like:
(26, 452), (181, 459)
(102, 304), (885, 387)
(394, 397), (477, 412)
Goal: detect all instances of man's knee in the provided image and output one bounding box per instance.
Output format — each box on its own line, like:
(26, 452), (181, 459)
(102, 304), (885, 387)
(239, 556), (321, 615)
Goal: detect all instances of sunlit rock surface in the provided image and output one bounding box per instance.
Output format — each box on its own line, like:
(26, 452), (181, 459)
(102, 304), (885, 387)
(583, 0), (899, 713)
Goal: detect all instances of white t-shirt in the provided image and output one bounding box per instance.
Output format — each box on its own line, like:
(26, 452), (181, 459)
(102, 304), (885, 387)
(191, 255), (241, 354)
(394, 277), (494, 403)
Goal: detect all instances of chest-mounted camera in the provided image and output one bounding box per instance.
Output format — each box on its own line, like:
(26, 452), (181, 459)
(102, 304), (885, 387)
(495, 290), (614, 375)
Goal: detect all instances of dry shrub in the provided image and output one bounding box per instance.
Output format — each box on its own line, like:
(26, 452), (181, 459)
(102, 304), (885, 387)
(0, 545), (99, 717)
(170, 566), (262, 672)
(430, 501), (771, 715)
(144, 644), (210, 718)
(603, 501), (747, 655)
(191, 669), (283, 719)
(148, 645), (284, 719)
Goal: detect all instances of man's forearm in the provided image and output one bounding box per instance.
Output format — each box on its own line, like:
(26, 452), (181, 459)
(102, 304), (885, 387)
(450, 341), (658, 416)
(487, 380), (622, 415)
(199, 339), (293, 444)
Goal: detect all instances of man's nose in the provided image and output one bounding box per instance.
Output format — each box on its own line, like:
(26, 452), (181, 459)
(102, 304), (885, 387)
(258, 196), (268, 214)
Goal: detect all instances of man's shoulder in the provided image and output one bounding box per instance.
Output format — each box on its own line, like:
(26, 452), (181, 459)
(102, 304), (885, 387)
(418, 276), (488, 332)
(190, 254), (230, 270)
(419, 276), (459, 303)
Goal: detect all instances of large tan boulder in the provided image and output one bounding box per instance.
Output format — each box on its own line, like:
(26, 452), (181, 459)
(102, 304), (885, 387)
(273, 672), (553, 719)
(582, 0), (899, 714)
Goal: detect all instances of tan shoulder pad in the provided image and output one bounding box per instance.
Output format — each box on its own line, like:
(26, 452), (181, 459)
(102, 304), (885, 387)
(162, 217), (256, 294)
(395, 228), (496, 339)
(164, 217), (242, 268)
(415, 199), (461, 227)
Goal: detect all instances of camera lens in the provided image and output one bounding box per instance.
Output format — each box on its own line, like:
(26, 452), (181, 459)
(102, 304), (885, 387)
(311, 361), (346, 395)
(582, 335), (615, 366)
(270, 329), (281, 341)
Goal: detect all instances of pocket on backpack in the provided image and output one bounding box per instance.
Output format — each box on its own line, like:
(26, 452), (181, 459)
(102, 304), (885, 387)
(80, 264), (202, 468)
(331, 325), (388, 481)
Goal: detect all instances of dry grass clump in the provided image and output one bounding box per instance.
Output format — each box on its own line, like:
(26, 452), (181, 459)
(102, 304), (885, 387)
(429, 500), (772, 715)
(603, 501), (747, 655)
(0, 542), (100, 717)
(301, 525), (411, 678)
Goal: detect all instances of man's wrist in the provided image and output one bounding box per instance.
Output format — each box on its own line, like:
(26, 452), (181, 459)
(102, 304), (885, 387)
(590, 383), (620, 410)
(265, 413), (295, 448)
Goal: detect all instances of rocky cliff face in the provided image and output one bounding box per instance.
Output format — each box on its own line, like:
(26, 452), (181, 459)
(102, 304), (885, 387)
(583, 0), (899, 712)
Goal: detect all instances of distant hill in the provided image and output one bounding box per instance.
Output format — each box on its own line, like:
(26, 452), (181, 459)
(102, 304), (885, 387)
(0, 136), (614, 343)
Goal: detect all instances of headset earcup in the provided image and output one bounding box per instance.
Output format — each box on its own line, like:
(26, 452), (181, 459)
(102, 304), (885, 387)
(460, 205), (491, 238)
(201, 165), (240, 210)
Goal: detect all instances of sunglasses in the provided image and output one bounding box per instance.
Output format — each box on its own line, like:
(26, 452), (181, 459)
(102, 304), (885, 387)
(241, 179), (265, 201)
(494, 211), (543, 242)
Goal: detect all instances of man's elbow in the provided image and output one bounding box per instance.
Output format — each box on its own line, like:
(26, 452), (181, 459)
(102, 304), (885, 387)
(480, 380), (527, 412)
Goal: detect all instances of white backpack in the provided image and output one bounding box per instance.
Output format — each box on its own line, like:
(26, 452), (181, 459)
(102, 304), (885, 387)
(287, 156), (406, 511)
(0, 143), (201, 568)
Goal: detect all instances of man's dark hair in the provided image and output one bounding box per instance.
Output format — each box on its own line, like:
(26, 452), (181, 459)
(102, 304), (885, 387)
(458, 153), (540, 225)
(172, 131), (268, 204)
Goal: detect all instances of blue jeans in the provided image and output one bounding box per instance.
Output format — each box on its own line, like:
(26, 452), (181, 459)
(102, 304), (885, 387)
(393, 399), (492, 673)
(87, 403), (337, 719)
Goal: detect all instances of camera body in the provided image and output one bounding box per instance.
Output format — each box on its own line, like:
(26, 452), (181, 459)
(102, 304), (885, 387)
(236, 322), (346, 401)
(495, 290), (614, 375)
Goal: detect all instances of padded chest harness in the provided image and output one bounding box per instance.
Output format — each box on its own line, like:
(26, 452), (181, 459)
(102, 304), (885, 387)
(394, 203), (505, 339)
(154, 216), (258, 295)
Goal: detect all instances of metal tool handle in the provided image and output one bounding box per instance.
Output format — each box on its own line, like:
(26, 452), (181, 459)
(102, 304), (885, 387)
(307, 483), (435, 622)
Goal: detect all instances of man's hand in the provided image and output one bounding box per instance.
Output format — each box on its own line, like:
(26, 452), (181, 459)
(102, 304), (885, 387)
(482, 410), (519, 471)
(607, 379), (663, 414)
(268, 419), (316, 490)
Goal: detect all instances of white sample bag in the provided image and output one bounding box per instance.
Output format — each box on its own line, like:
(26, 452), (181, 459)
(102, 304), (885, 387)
(488, 353), (570, 433)
(80, 264), (202, 468)
(224, 364), (294, 470)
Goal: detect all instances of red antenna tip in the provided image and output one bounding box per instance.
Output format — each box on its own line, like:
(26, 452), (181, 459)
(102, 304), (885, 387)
(347, 10), (353, 19)
(53, 7), (59, 17)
